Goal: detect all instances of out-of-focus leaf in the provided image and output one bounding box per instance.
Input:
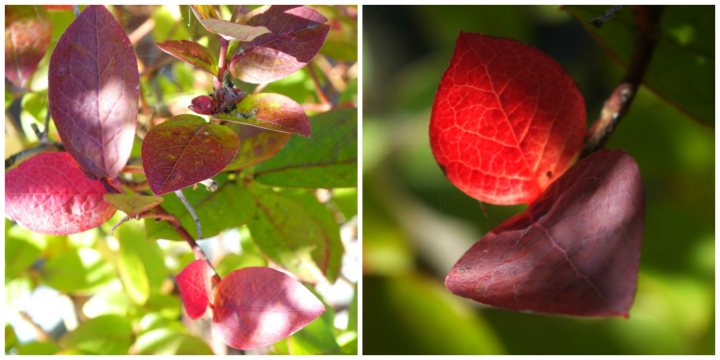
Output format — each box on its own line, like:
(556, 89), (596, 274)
(16, 341), (60, 355)
(82, 290), (136, 319)
(313, 5), (358, 61)
(145, 294), (182, 320)
(215, 253), (268, 278)
(254, 107), (357, 188)
(175, 260), (213, 320)
(5, 324), (18, 353)
(6, 275), (33, 318)
(115, 220), (165, 305)
(137, 313), (187, 334)
(134, 328), (214, 355)
(288, 316), (340, 355)
(59, 314), (133, 355)
(5, 236), (41, 281)
(331, 188), (358, 219)
(222, 123), (292, 171)
(156, 40), (218, 76)
(48, 5), (139, 178)
(5, 5), (52, 89)
(213, 93), (311, 137)
(191, 5), (269, 42)
(39, 248), (115, 293)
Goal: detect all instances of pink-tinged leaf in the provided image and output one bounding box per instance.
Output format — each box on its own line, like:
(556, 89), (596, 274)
(5, 5), (53, 89)
(190, 6), (269, 42)
(5, 152), (117, 235)
(429, 32), (586, 205)
(213, 267), (326, 350)
(445, 149), (645, 318)
(48, 5), (139, 179)
(228, 6), (330, 83)
(103, 193), (163, 217)
(156, 40), (218, 76)
(189, 95), (215, 115)
(175, 260), (213, 320)
(223, 124), (291, 171)
(141, 114), (240, 196)
(213, 93), (311, 138)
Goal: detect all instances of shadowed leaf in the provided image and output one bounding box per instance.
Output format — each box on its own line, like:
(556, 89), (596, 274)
(222, 123), (291, 171)
(5, 152), (116, 235)
(213, 267), (326, 350)
(104, 193), (164, 217)
(141, 114), (240, 196)
(445, 149), (646, 317)
(213, 93), (311, 137)
(5, 5), (52, 89)
(191, 5), (269, 42)
(156, 40), (218, 76)
(48, 5), (139, 179)
(429, 32), (586, 205)
(313, 5), (358, 61)
(175, 260), (213, 320)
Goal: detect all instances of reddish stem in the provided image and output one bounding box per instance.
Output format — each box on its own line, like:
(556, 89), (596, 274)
(217, 37), (229, 82)
(307, 64), (330, 104)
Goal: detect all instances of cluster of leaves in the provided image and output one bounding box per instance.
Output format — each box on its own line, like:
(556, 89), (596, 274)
(5, 4), (357, 355)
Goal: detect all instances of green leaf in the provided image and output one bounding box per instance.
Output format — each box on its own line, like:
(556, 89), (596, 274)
(331, 188), (358, 220)
(215, 252), (268, 278)
(82, 290), (136, 319)
(5, 324), (18, 353)
(115, 220), (167, 304)
(144, 172), (255, 241)
(59, 314), (133, 355)
(254, 107), (357, 188)
(566, 5), (714, 125)
(213, 93), (311, 137)
(314, 5), (358, 61)
(39, 248), (115, 293)
(103, 193), (164, 217)
(16, 341), (60, 355)
(289, 316), (340, 355)
(246, 183), (343, 283)
(222, 123), (291, 171)
(5, 236), (41, 281)
(156, 40), (218, 76)
(137, 313), (187, 335)
(144, 294), (182, 320)
(337, 331), (358, 355)
(6, 275), (33, 318)
(151, 5), (190, 42)
(134, 329), (214, 355)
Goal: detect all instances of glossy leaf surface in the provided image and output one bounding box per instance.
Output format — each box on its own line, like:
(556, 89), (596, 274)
(191, 5), (269, 42)
(5, 5), (52, 89)
(255, 107), (357, 188)
(445, 149), (645, 317)
(228, 5), (330, 83)
(429, 32), (586, 205)
(155, 40), (218, 76)
(175, 260), (213, 320)
(213, 267), (326, 350)
(213, 93), (311, 137)
(222, 123), (291, 171)
(5, 152), (116, 235)
(48, 5), (139, 179)
(103, 193), (163, 217)
(141, 114), (240, 196)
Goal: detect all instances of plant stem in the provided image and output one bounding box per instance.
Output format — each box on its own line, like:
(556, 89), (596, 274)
(175, 189), (203, 240)
(217, 37), (229, 81)
(581, 5), (662, 159)
(307, 64), (330, 104)
(588, 5), (625, 28)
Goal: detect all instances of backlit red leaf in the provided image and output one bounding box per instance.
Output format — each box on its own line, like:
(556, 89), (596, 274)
(48, 5), (139, 179)
(223, 123), (291, 171)
(213, 93), (311, 138)
(430, 32), (586, 205)
(228, 5), (330, 83)
(213, 267), (326, 350)
(5, 5), (53, 89)
(5, 152), (116, 235)
(156, 40), (218, 76)
(445, 149), (645, 317)
(141, 114), (240, 196)
(175, 260), (213, 320)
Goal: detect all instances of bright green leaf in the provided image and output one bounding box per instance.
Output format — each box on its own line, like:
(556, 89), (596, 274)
(215, 253), (267, 278)
(115, 220), (166, 303)
(289, 316), (340, 355)
(5, 236), (41, 281)
(39, 248), (115, 293)
(59, 314), (133, 355)
(82, 290), (136, 319)
(134, 328), (214, 355)
(17, 341), (60, 355)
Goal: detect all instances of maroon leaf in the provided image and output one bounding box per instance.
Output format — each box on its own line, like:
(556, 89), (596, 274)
(430, 32), (586, 205)
(212, 93), (311, 138)
(190, 5), (269, 42)
(5, 152), (117, 235)
(228, 5), (330, 83)
(175, 260), (213, 320)
(213, 267), (326, 350)
(223, 124), (291, 171)
(445, 149), (645, 318)
(156, 40), (218, 76)
(5, 5), (53, 89)
(141, 114), (240, 196)
(48, 5), (139, 179)
(189, 95), (215, 115)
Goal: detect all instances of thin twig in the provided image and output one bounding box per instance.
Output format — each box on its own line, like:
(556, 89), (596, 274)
(111, 214), (141, 235)
(307, 64), (330, 104)
(589, 5), (625, 28)
(252, 82), (268, 94)
(175, 189), (203, 240)
(128, 17), (155, 45)
(5, 142), (64, 169)
(581, 5), (662, 158)
(40, 98), (50, 144)
(121, 165), (145, 175)
(217, 38), (229, 81)
(19, 312), (50, 342)
(73, 5), (80, 16)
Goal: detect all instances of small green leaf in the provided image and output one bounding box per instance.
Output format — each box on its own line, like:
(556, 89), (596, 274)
(134, 329), (214, 355)
(104, 193), (164, 217)
(39, 248), (115, 293)
(332, 188), (358, 220)
(5, 324), (18, 353)
(289, 316), (340, 355)
(215, 252), (268, 278)
(59, 314), (133, 355)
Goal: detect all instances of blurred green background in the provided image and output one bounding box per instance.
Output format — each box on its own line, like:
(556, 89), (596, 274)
(362, 5), (714, 355)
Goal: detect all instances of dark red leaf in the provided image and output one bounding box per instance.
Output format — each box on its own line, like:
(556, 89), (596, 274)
(430, 32), (586, 205)
(175, 260), (213, 320)
(189, 95), (215, 115)
(212, 93), (311, 138)
(48, 5), (139, 179)
(156, 40), (218, 76)
(5, 152), (116, 235)
(445, 149), (645, 318)
(213, 267), (326, 350)
(5, 5), (53, 89)
(141, 114), (240, 196)
(228, 6), (330, 83)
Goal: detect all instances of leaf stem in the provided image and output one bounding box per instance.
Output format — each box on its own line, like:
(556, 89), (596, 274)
(307, 64), (330, 104)
(217, 37), (229, 81)
(588, 5), (625, 28)
(175, 189), (203, 240)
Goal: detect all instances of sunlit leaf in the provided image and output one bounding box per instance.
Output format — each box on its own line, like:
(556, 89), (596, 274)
(104, 194), (164, 217)
(59, 314), (133, 355)
(191, 5), (269, 42)
(156, 40), (218, 76)
(175, 260), (213, 320)
(39, 248), (115, 293)
(134, 328), (214, 355)
(222, 123), (291, 171)
(213, 93), (311, 137)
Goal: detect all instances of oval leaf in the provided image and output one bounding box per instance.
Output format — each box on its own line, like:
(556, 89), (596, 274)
(48, 5), (139, 179)
(104, 193), (163, 217)
(429, 32), (586, 205)
(141, 114), (240, 196)
(5, 152), (116, 235)
(5, 5), (52, 89)
(445, 149), (646, 318)
(156, 40), (218, 76)
(223, 123), (291, 171)
(190, 5), (269, 42)
(213, 93), (311, 137)
(213, 267), (326, 350)
(175, 260), (213, 320)
(228, 5), (330, 83)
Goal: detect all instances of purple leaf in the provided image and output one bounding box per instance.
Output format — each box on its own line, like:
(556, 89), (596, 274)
(5, 5), (52, 89)
(445, 149), (646, 317)
(155, 40), (218, 76)
(48, 5), (139, 179)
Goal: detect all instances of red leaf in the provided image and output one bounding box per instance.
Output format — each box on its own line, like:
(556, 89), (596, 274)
(213, 267), (326, 350)
(141, 114), (240, 196)
(445, 149), (645, 317)
(228, 6), (330, 84)
(189, 95), (215, 115)
(48, 5), (139, 179)
(429, 32), (586, 205)
(212, 93), (311, 138)
(5, 5), (53, 89)
(156, 40), (218, 76)
(5, 152), (116, 235)
(176, 260), (213, 320)
(222, 124), (291, 171)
